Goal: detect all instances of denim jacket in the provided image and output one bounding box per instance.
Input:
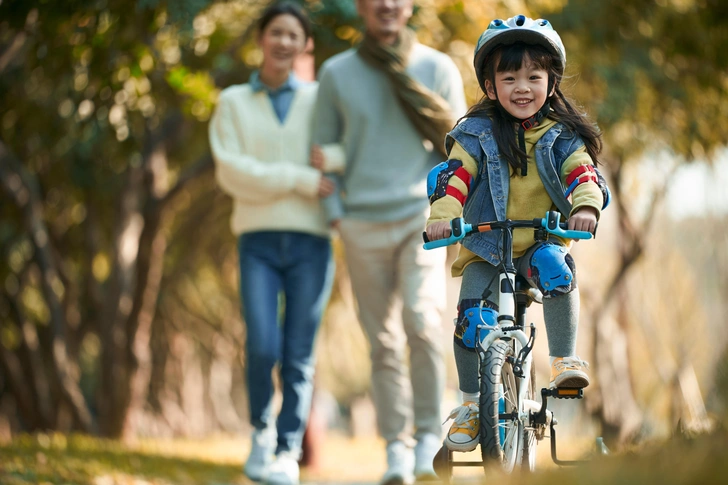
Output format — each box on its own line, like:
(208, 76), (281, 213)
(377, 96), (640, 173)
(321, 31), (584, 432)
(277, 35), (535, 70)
(446, 116), (584, 265)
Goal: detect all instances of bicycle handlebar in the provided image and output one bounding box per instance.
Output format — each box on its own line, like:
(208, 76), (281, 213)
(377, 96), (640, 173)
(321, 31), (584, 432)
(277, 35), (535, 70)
(422, 211), (593, 250)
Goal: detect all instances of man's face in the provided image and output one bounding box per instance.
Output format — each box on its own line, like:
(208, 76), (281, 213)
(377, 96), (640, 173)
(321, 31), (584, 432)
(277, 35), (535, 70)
(356, 0), (413, 44)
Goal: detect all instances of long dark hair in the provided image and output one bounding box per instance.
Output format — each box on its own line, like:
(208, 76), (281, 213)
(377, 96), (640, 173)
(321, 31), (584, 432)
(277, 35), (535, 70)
(258, 1), (312, 40)
(464, 42), (602, 173)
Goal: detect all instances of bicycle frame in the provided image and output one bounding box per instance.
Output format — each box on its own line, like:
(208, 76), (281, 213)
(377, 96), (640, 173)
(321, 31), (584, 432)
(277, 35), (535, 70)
(473, 223), (537, 460)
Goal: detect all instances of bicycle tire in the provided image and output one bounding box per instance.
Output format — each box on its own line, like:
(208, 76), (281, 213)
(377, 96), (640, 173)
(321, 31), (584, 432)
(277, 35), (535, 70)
(479, 340), (523, 471)
(520, 360), (537, 472)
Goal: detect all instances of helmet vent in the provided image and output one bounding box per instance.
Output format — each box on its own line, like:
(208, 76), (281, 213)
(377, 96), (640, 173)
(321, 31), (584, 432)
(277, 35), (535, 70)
(515, 15), (526, 26)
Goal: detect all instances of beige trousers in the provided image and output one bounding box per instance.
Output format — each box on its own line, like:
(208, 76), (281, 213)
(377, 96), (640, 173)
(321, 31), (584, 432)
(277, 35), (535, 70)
(339, 211), (447, 443)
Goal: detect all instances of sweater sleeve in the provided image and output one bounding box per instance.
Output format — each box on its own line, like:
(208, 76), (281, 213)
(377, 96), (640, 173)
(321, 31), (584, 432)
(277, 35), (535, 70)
(209, 91), (321, 202)
(312, 63), (342, 147)
(435, 56), (468, 121)
(312, 62), (346, 222)
(426, 141), (479, 227)
(560, 146), (603, 219)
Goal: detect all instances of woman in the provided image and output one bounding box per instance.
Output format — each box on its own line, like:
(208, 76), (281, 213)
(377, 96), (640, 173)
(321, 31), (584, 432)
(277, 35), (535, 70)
(209, 3), (343, 484)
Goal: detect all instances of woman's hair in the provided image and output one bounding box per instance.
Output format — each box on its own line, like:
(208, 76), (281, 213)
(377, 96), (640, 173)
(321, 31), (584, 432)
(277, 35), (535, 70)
(258, 1), (312, 40)
(464, 42), (602, 172)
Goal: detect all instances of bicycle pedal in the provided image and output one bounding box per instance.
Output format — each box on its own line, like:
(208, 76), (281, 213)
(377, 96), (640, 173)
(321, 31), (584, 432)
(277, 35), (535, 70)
(542, 387), (583, 399)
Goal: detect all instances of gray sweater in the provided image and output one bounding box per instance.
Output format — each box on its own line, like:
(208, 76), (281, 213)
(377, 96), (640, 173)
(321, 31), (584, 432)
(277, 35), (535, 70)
(313, 42), (467, 222)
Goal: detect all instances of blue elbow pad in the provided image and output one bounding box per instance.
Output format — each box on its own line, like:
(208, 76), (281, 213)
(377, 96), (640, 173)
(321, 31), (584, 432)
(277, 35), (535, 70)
(427, 159), (465, 204)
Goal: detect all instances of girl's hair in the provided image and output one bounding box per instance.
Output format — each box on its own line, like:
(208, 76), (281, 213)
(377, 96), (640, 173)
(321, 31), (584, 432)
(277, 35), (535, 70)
(258, 1), (312, 40)
(464, 42), (602, 172)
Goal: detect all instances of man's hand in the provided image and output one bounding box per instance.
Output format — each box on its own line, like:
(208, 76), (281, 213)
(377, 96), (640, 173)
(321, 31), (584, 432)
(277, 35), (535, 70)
(310, 145), (324, 170)
(425, 220), (452, 241)
(317, 175), (335, 197)
(568, 206), (598, 233)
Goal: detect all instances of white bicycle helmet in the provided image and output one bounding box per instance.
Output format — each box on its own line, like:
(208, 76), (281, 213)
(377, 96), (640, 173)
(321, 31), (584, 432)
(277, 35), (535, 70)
(473, 14), (566, 91)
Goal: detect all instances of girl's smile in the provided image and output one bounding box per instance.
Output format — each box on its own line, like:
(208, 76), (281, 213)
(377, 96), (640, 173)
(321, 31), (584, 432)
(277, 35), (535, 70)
(485, 56), (553, 120)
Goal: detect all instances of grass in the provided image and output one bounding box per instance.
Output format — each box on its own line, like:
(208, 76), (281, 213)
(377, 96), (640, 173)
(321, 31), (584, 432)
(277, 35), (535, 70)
(0, 433), (246, 485)
(2, 428), (728, 484)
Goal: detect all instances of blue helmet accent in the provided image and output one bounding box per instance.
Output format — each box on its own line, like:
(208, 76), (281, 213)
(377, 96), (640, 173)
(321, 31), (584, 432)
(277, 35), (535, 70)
(460, 304), (498, 349)
(529, 243), (576, 298)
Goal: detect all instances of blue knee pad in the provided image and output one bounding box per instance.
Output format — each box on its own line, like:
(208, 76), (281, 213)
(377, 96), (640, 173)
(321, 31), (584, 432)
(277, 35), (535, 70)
(528, 243), (577, 298)
(455, 299), (498, 349)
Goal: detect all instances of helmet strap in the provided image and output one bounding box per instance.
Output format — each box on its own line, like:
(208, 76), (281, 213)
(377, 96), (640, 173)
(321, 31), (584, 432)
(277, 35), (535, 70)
(496, 99), (551, 176)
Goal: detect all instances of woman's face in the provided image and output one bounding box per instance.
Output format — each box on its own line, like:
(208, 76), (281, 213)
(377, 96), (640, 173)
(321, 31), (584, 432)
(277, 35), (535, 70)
(485, 54), (553, 120)
(258, 13), (307, 73)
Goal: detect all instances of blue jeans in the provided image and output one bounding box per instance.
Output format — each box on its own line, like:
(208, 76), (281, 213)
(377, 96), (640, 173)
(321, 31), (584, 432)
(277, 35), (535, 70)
(238, 231), (333, 456)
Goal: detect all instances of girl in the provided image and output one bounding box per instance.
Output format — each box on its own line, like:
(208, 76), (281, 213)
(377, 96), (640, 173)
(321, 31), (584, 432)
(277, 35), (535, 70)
(424, 15), (609, 452)
(209, 2), (344, 484)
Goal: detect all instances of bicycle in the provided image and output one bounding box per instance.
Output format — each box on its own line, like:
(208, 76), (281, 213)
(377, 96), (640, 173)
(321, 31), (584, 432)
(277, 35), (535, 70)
(422, 210), (606, 481)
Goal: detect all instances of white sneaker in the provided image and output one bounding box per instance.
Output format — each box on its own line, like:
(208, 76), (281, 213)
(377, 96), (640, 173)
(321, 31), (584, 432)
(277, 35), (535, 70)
(244, 427), (275, 482)
(414, 433), (441, 481)
(265, 452), (299, 485)
(381, 440), (414, 485)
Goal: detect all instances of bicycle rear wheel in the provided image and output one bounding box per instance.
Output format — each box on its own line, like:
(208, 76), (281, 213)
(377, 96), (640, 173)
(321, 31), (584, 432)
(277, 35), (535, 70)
(479, 340), (523, 471)
(520, 360), (537, 472)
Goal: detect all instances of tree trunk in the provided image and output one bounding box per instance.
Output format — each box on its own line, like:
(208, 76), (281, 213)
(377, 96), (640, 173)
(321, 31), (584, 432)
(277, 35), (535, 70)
(0, 142), (94, 433)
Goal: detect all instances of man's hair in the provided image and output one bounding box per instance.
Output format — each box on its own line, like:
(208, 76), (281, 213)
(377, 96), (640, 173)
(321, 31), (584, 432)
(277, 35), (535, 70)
(258, 1), (312, 40)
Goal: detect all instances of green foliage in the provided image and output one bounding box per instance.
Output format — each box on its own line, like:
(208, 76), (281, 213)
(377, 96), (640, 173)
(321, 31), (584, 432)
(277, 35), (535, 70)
(546, 0), (728, 161)
(139, 0), (213, 29)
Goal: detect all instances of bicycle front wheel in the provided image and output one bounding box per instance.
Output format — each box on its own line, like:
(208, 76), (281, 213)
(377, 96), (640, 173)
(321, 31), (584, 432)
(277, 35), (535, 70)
(479, 340), (523, 471)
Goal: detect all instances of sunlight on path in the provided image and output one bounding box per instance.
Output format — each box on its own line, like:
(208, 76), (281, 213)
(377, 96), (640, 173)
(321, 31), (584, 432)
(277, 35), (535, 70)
(135, 429), (596, 484)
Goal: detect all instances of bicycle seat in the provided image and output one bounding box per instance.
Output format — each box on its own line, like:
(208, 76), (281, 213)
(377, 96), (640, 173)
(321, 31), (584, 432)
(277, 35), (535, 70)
(515, 275), (543, 306)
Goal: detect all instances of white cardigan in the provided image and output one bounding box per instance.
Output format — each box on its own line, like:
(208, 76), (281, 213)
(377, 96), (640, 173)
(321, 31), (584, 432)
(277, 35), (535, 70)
(209, 82), (343, 237)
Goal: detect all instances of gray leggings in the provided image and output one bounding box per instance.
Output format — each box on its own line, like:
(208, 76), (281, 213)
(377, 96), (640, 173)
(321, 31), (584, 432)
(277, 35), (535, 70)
(454, 246), (580, 394)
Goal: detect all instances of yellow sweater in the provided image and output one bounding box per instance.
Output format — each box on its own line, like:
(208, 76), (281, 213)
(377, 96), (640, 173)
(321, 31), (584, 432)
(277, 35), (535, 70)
(427, 118), (602, 276)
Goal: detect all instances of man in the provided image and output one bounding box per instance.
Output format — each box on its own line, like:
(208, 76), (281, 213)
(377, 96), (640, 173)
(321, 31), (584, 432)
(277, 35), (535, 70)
(312, 0), (466, 483)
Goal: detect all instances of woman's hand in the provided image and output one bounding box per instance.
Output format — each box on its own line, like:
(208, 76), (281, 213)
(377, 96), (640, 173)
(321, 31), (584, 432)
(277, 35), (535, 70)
(426, 220), (452, 241)
(317, 175), (335, 198)
(310, 145), (324, 170)
(568, 206), (598, 233)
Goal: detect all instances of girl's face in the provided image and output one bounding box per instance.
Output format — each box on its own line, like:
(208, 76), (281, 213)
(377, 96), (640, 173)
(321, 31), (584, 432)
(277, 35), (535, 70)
(258, 13), (307, 74)
(485, 53), (553, 120)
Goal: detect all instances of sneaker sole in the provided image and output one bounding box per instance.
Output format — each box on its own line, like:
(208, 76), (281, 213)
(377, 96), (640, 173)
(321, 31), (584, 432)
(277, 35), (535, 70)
(551, 374), (590, 389)
(381, 476), (408, 485)
(444, 438), (478, 452)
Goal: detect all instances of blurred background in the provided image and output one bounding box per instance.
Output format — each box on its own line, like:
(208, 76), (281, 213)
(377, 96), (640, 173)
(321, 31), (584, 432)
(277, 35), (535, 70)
(1, 0), (728, 472)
